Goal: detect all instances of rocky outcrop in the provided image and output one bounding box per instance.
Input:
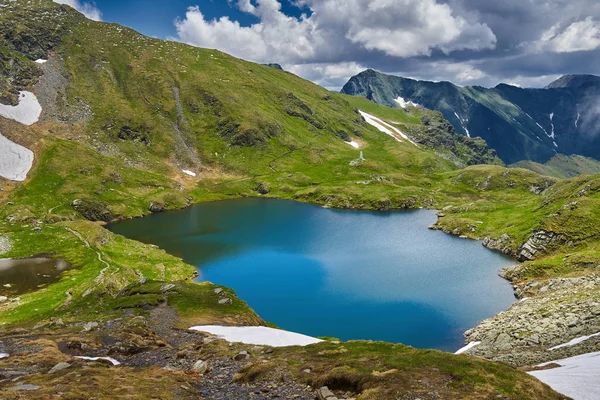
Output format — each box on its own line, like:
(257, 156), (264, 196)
(462, 274), (600, 367)
(518, 230), (564, 261)
(71, 198), (113, 222)
(482, 234), (515, 256)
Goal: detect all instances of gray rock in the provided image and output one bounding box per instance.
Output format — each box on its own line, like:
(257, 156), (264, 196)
(48, 362), (71, 374)
(0, 296), (7, 302)
(9, 384), (40, 391)
(218, 297), (232, 305)
(518, 230), (563, 261)
(83, 321), (99, 332)
(192, 360), (208, 374)
(233, 351), (249, 361)
(160, 283), (176, 292)
(214, 288), (224, 295)
(317, 386), (337, 400)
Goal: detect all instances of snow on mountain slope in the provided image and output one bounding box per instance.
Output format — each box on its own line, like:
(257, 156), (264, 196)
(0, 132), (34, 181)
(359, 110), (417, 145)
(189, 325), (323, 347)
(0, 91), (42, 126)
(528, 351), (600, 400)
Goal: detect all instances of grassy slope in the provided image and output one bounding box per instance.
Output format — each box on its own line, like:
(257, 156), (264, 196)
(511, 154), (600, 179)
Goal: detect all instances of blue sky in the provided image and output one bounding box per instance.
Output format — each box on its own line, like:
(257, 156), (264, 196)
(59, 0), (600, 89)
(91, 0), (307, 38)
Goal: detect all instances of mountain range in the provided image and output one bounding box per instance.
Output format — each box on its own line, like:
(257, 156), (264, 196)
(342, 69), (600, 164)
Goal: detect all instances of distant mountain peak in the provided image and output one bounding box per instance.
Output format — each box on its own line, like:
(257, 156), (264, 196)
(545, 74), (600, 89)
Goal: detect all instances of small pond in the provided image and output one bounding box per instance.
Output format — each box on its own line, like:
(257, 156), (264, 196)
(0, 256), (72, 295)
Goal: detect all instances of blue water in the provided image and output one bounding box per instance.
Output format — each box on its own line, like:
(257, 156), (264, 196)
(108, 198), (515, 351)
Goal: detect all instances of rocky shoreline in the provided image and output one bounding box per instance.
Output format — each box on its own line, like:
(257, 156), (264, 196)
(462, 268), (600, 367)
(431, 213), (600, 368)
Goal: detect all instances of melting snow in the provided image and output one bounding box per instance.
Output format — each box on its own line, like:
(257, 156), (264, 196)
(34, 59), (47, 64)
(455, 341), (481, 354)
(76, 356), (121, 366)
(528, 351), (600, 400)
(394, 97), (420, 109)
(549, 113), (558, 147)
(0, 91), (42, 125)
(359, 111), (417, 145)
(189, 325), (323, 347)
(454, 111), (471, 137)
(549, 332), (600, 351)
(347, 141), (360, 149)
(0, 132), (34, 181)
(182, 170), (196, 177)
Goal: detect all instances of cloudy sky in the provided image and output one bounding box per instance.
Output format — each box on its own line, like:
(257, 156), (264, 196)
(56, 0), (600, 90)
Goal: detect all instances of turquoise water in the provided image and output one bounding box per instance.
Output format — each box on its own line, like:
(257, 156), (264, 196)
(108, 198), (515, 351)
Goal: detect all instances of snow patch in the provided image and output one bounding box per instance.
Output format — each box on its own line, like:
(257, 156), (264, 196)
(549, 113), (558, 148)
(0, 91), (42, 125)
(34, 59), (47, 64)
(0, 353), (8, 359)
(454, 111), (471, 137)
(347, 141), (360, 149)
(75, 356), (121, 366)
(189, 325), (323, 347)
(549, 332), (600, 351)
(528, 351), (600, 400)
(0, 132), (34, 181)
(182, 169), (196, 177)
(359, 110), (417, 145)
(455, 341), (481, 354)
(394, 97), (420, 109)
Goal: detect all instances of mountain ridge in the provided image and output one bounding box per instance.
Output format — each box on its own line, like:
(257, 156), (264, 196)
(342, 69), (600, 164)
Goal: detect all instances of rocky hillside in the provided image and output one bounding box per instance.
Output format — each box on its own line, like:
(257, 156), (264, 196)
(342, 69), (600, 165)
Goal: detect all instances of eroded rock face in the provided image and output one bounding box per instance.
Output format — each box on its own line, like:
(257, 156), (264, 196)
(518, 230), (563, 261)
(482, 234), (515, 256)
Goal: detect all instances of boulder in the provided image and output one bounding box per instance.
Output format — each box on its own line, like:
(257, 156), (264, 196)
(254, 183), (270, 195)
(192, 360), (208, 374)
(9, 384), (40, 391)
(218, 297), (232, 305)
(83, 321), (99, 332)
(148, 201), (165, 213)
(160, 283), (176, 293)
(317, 386), (337, 400)
(48, 362), (71, 374)
(233, 351), (249, 361)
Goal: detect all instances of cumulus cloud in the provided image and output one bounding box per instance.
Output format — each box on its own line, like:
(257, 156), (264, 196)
(53, 0), (102, 21)
(539, 18), (600, 53)
(172, 0), (600, 89)
(288, 62), (367, 89)
(175, 0), (496, 65)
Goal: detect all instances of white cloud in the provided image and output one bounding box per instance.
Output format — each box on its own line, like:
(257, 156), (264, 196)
(288, 62), (366, 89)
(538, 17), (600, 53)
(175, 0), (496, 65)
(53, 0), (102, 21)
